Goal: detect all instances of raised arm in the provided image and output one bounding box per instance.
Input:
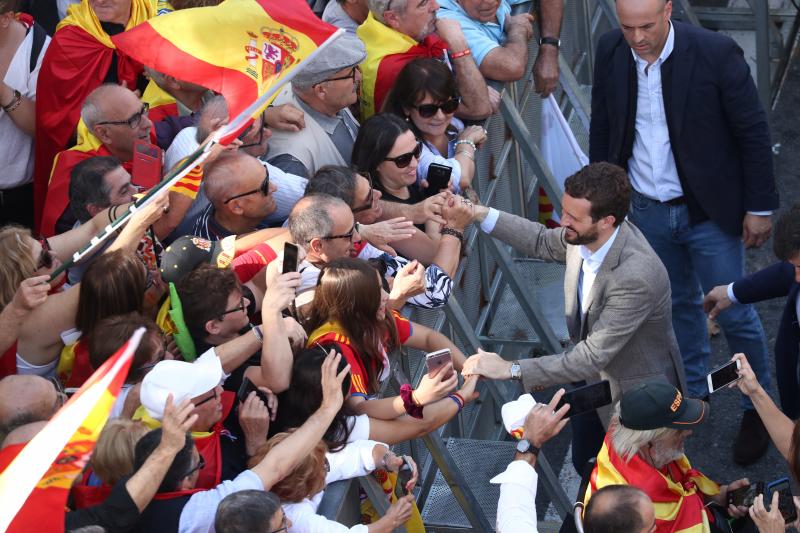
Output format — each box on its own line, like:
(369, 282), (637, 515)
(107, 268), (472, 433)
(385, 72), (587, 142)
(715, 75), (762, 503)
(435, 19), (492, 119)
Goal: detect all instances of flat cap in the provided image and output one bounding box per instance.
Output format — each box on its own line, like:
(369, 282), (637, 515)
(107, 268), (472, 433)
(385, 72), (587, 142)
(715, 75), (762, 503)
(293, 33), (366, 87)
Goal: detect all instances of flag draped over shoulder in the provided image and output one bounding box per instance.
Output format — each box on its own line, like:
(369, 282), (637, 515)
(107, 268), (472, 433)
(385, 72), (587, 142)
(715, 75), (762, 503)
(0, 329), (145, 533)
(112, 0), (339, 122)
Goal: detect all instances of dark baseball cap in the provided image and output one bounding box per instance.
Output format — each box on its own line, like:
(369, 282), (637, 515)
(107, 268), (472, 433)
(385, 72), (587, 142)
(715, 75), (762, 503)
(159, 235), (236, 284)
(619, 381), (708, 431)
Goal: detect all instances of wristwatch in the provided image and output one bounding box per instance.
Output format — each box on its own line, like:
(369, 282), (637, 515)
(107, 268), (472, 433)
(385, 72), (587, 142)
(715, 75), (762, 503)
(538, 37), (561, 48)
(516, 438), (540, 456)
(510, 361), (522, 381)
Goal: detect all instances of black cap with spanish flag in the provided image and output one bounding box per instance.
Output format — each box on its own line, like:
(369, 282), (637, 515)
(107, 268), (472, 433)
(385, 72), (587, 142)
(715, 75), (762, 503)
(619, 381), (708, 431)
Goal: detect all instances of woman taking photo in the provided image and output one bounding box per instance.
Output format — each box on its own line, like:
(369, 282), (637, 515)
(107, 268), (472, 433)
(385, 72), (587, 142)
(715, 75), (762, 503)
(305, 257), (470, 421)
(382, 58), (487, 195)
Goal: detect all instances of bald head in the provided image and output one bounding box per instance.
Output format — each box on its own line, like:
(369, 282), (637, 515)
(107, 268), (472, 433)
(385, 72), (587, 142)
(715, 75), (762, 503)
(203, 151), (264, 207)
(0, 375), (61, 441)
(81, 84), (139, 129)
(584, 485), (654, 533)
(1, 420), (48, 449)
(616, 0), (672, 64)
(287, 194), (347, 246)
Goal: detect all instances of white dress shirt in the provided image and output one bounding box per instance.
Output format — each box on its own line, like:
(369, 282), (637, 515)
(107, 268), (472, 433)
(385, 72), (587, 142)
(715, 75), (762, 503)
(578, 227), (620, 312)
(490, 460), (539, 532)
(627, 22), (682, 203)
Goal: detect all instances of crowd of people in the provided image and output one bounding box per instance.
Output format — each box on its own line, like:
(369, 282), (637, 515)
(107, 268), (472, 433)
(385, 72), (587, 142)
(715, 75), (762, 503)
(1, 0), (799, 530)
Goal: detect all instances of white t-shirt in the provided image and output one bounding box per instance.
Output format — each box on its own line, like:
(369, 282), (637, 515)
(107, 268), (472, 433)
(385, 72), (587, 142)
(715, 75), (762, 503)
(0, 26), (49, 189)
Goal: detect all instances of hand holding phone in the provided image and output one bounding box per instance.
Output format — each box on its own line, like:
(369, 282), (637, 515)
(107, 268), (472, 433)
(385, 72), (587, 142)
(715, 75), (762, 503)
(394, 456), (415, 499)
(425, 348), (453, 378)
(767, 477), (798, 523)
(554, 381), (612, 418)
(727, 481), (764, 507)
(426, 163), (452, 193)
(282, 242), (299, 273)
(237, 377), (272, 417)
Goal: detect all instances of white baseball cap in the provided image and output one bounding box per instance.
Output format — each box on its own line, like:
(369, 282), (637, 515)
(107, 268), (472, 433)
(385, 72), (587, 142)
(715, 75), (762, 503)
(140, 351), (223, 419)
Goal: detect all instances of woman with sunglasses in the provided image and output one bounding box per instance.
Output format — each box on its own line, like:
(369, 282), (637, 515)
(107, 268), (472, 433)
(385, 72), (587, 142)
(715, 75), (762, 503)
(0, 194), (169, 381)
(382, 58), (487, 194)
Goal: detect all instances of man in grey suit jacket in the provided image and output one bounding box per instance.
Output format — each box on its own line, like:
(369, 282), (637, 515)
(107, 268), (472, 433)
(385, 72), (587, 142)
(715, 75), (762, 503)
(448, 162), (686, 471)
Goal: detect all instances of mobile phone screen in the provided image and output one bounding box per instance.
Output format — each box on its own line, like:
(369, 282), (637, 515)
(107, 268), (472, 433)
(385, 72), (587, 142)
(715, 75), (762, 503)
(283, 242), (299, 273)
(555, 381), (612, 418)
(768, 479), (797, 523)
(727, 482), (763, 507)
(237, 377), (270, 410)
(708, 361), (740, 392)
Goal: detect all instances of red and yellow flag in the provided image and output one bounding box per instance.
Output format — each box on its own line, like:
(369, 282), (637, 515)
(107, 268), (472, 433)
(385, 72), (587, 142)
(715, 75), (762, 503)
(0, 329), (145, 533)
(112, 0), (340, 123)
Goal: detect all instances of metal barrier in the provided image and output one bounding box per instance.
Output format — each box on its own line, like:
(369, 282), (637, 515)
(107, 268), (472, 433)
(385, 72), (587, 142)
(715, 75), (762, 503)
(318, 1), (799, 530)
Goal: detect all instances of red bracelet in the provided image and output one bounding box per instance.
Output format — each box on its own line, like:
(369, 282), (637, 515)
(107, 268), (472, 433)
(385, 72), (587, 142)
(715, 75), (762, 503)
(451, 392), (465, 406)
(450, 48), (472, 60)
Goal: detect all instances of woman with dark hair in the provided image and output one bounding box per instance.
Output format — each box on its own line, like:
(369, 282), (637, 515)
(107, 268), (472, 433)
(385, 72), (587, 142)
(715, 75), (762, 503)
(305, 257), (471, 421)
(382, 58), (486, 194)
(731, 353), (800, 529)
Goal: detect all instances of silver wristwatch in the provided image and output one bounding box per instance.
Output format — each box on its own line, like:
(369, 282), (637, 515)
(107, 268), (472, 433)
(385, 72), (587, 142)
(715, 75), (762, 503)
(510, 361), (522, 381)
(516, 438), (540, 456)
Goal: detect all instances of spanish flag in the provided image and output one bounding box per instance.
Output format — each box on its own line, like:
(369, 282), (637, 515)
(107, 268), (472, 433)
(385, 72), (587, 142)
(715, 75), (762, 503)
(112, 0), (340, 124)
(585, 436), (720, 533)
(357, 12), (449, 119)
(33, 0), (155, 230)
(0, 329), (144, 533)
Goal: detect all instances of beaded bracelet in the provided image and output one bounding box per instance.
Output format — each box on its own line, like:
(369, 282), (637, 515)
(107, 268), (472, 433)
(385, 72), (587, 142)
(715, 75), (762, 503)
(440, 227), (464, 243)
(454, 139), (477, 151)
(2, 90), (21, 113)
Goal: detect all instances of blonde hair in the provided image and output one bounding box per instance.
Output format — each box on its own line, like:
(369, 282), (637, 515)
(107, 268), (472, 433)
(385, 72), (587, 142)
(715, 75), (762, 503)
(0, 225), (37, 310)
(91, 419), (148, 485)
(608, 405), (675, 463)
(248, 431), (328, 503)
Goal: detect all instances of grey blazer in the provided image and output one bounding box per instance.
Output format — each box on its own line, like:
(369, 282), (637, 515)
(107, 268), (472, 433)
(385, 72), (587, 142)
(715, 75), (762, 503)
(490, 211), (687, 421)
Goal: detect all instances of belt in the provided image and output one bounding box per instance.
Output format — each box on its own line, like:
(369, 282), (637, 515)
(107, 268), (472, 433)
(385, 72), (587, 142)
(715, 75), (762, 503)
(663, 196), (686, 206)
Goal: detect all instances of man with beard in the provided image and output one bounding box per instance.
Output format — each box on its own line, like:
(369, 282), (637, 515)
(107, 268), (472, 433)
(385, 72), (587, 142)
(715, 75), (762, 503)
(584, 382), (749, 532)
(445, 162), (686, 471)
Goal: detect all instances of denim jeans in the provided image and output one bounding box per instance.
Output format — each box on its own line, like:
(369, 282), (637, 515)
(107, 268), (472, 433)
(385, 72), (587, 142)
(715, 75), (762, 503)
(628, 190), (772, 409)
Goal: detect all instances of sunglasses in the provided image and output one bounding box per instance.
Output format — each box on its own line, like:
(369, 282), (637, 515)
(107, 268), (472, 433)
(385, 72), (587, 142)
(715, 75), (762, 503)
(195, 388), (218, 407)
(238, 112), (268, 149)
(96, 102), (150, 129)
(384, 142), (422, 169)
(320, 222), (357, 242)
(416, 97), (461, 118)
(183, 455), (206, 479)
(223, 168), (270, 204)
(37, 237), (53, 270)
(352, 174), (375, 214)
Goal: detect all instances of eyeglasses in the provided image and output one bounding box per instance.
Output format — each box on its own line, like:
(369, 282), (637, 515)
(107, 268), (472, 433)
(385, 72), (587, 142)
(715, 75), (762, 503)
(219, 296), (247, 318)
(223, 168), (270, 204)
(319, 222), (357, 242)
(183, 455), (206, 479)
(352, 174), (375, 214)
(317, 66), (360, 86)
(136, 335), (168, 374)
(194, 388), (218, 407)
(416, 97), (461, 118)
(270, 513), (289, 533)
(36, 237), (53, 270)
(238, 112), (267, 149)
(47, 376), (68, 410)
(383, 142), (422, 169)
(96, 102), (150, 129)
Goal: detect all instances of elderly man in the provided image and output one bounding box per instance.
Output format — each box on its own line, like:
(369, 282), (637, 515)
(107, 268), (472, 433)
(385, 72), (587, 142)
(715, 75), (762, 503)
(192, 151), (277, 241)
(34, 0), (154, 227)
(590, 0), (778, 465)
(357, 0), (492, 119)
(267, 34), (364, 179)
(586, 382), (748, 533)
(0, 374), (65, 442)
(40, 84), (152, 236)
(436, 0), (561, 86)
(141, 69), (211, 149)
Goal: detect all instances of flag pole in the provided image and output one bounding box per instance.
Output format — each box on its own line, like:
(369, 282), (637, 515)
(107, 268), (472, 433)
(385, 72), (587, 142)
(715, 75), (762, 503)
(47, 28), (345, 282)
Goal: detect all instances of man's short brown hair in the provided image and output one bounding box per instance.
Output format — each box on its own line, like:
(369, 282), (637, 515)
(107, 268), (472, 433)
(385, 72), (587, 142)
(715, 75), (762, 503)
(773, 204), (800, 261)
(564, 162), (631, 227)
(175, 264), (240, 342)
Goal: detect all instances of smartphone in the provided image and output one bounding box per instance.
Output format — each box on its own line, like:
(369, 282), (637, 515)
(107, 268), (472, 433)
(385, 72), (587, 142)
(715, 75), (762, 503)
(282, 242), (299, 273)
(394, 457), (414, 499)
(767, 477), (797, 523)
(426, 163), (452, 193)
(727, 481), (764, 507)
(425, 348), (453, 378)
(132, 140), (163, 189)
(555, 381), (612, 418)
(237, 377), (271, 414)
(707, 360), (741, 394)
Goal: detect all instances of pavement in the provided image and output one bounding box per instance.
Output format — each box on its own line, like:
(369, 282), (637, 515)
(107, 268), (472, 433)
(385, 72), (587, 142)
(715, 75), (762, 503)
(530, 28), (800, 526)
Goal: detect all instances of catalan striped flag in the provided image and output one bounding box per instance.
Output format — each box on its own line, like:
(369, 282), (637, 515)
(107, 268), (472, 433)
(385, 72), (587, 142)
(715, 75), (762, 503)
(585, 436), (720, 533)
(112, 0), (340, 125)
(0, 329), (145, 533)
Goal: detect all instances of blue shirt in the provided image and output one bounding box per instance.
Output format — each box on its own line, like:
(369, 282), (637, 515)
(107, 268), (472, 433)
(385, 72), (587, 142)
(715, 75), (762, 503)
(436, 0), (520, 66)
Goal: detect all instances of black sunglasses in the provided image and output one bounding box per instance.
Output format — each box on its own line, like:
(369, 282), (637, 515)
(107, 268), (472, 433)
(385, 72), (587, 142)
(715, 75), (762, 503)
(416, 97), (461, 118)
(384, 142), (423, 169)
(96, 102), (150, 129)
(320, 222), (357, 242)
(352, 174), (375, 214)
(183, 455), (206, 478)
(238, 112), (267, 149)
(195, 388), (218, 407)
(36, 237), (53, 270)
(223, 168), (270, 204)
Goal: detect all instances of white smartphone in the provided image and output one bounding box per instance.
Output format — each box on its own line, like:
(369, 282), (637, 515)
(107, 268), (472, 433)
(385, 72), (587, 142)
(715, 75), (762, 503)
(425, 348), (453, 378)
(707, 359), (742, 394)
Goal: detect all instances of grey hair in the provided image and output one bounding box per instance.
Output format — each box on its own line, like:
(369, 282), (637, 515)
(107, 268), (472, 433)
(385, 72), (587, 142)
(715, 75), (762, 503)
(368, 0), (407, 23)
(608, 405), (675, 463)
(288, 194), (346, 245)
